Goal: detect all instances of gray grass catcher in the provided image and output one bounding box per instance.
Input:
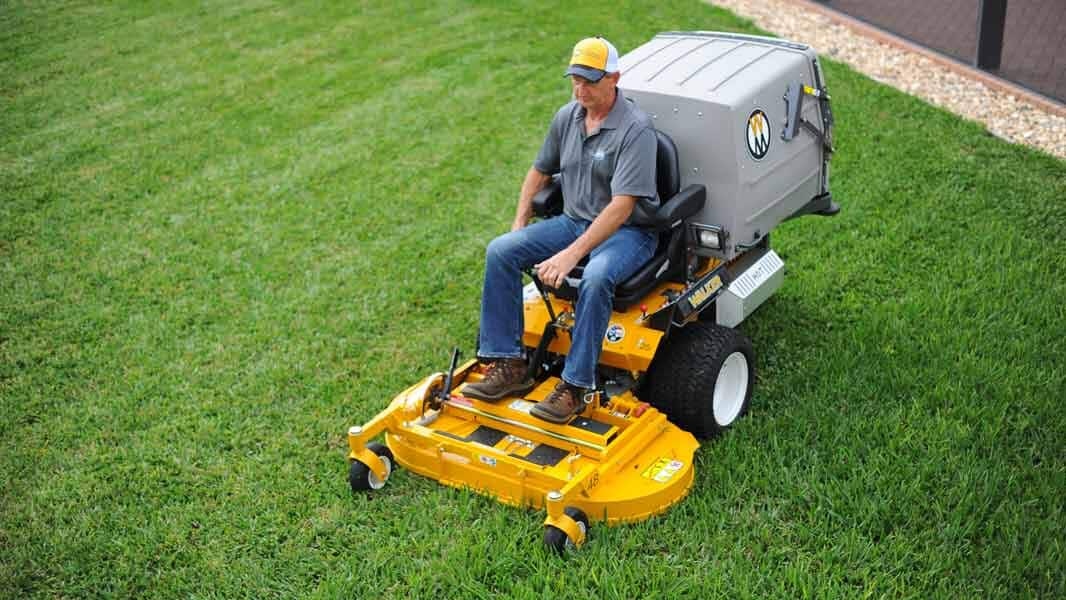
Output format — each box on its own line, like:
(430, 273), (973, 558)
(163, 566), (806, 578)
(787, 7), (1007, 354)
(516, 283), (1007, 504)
(620, 31), (839, 325)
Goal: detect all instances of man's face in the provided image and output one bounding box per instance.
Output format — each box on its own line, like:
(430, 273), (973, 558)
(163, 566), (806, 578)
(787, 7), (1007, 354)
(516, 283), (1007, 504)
(571, 71), (620, 112)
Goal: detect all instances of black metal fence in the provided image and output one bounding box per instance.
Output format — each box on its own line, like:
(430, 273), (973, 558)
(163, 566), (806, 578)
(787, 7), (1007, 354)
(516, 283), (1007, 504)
(818, 0), (1065, 103)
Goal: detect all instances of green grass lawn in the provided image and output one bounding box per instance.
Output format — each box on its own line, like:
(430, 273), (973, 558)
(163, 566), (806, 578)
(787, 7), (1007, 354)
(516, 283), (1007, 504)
(2, 0), (1064, 597)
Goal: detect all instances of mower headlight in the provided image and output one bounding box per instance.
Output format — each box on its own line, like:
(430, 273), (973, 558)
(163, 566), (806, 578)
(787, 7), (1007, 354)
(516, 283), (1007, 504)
(691, 224), (725, 250)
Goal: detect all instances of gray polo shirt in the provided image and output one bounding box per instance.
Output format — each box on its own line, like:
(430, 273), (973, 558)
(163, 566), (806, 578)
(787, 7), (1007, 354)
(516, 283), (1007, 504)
(533, 89), (658, 225)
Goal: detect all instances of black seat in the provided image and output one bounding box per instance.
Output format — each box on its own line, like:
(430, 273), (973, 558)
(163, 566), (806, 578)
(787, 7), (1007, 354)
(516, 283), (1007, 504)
(531, 130), (706, 310)
(652, 128), (682, 209)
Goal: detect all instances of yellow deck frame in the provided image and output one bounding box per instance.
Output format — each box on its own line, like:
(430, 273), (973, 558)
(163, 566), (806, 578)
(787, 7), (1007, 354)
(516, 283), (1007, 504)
(348, 362), (698, 534)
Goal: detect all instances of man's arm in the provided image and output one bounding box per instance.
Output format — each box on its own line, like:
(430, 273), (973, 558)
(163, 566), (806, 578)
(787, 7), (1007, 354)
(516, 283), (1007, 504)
(512, 167), (552, 232)
(534, 194), (638, 288)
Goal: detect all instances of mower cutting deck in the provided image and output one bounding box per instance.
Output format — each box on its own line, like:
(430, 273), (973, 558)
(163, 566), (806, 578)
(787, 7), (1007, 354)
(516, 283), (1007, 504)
(347, 359), (698, 552)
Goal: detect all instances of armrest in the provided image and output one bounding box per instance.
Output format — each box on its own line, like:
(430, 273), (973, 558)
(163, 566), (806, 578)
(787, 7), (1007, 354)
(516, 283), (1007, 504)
(531, 177), (563, 218)
(650, 184), (706, 231)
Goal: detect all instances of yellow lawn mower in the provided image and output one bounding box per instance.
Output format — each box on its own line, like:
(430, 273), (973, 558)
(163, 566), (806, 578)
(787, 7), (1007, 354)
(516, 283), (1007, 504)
(345, 32), (838, 554)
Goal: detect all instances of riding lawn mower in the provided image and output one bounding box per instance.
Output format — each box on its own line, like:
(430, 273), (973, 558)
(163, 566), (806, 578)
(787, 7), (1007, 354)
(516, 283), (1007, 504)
(345, 31), (839, 554)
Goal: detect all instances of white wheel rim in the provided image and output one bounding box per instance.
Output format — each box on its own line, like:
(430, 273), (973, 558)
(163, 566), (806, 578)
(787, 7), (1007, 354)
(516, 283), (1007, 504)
(713, 351), (749, 426)
(368, 456), (392, 490)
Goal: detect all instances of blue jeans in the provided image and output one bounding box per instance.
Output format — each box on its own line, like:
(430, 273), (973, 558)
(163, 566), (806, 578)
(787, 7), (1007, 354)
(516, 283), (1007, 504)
(478, 215), (656, 389)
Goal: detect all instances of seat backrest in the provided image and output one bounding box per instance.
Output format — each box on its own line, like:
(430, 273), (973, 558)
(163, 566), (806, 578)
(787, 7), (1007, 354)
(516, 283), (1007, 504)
(655, 130), (681, 201)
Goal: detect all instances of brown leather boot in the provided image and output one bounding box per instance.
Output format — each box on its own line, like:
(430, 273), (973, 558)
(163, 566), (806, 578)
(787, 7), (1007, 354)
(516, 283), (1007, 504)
(462, 358), (534, 401)
(530, 381), (587, 424)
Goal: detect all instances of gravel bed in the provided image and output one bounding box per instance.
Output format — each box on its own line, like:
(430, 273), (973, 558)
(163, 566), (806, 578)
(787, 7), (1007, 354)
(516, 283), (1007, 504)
(707, 0), (1066, 159)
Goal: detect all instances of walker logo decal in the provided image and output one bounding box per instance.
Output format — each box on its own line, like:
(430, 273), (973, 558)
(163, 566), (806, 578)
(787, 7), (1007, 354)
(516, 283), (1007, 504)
(605, 323), (625, 343)
(746, 109), (771, 160)
(687, 275), (722, 311)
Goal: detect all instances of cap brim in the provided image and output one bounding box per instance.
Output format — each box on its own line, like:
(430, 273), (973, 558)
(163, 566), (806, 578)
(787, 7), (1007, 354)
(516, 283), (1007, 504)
(565, 64), (606, 82)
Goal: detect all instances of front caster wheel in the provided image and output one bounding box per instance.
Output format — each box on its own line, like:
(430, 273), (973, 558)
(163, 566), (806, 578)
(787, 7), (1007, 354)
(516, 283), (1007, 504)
(348, 442), (394, 492)
(543, 506), (589, 556)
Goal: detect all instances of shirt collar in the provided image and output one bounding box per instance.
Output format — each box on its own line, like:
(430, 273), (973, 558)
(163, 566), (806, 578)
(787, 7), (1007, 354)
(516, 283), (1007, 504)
(573, 88), (628, 130)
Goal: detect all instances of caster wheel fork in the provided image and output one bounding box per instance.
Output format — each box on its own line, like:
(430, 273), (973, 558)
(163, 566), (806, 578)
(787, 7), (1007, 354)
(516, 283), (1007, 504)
(543, 506), (589, 556)
(349, 441), (394, 492)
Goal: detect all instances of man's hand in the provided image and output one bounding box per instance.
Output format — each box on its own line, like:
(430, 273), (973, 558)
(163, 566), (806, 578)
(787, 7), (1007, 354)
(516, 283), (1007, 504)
(533, 195), (638, 288)
(535, 248), (581, 288)
(510, 216), (529, 232)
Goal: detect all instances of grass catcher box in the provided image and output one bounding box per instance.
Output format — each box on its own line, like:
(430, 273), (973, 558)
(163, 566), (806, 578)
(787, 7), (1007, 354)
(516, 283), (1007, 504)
(619, 31), (837, 261)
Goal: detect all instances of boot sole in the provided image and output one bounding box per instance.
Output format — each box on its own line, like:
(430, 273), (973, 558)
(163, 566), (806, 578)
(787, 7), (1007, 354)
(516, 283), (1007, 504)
(529, 404), (579, 424)
(462, 381), (534, 402)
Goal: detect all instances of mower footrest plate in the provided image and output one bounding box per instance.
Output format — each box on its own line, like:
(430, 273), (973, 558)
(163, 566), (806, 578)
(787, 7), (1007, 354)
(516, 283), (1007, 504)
(435, 425), (508, 447)
(567, 417), (612, 435)
(512, 444), (569, 467)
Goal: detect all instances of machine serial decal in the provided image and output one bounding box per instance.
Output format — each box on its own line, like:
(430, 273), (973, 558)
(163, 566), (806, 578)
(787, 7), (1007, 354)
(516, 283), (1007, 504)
(746, 109), (771, 160)
(479, 455), (497, 467)
(687, 275), (722, 310)
(605, 323), (625, 343)
(522, 282), (540, 303)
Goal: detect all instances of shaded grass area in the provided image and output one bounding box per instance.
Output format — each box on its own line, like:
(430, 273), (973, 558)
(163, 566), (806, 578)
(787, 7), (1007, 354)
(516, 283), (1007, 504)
(2, 0), (1064, 597)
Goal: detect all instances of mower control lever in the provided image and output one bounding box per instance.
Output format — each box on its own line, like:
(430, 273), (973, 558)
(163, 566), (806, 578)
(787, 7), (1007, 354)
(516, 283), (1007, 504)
(436, 348), (461, 409)
(525, 269), (558, 323)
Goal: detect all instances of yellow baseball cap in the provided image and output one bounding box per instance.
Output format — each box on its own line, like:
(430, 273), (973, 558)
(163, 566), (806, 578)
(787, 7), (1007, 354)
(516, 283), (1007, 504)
(565, 37), (619, 82)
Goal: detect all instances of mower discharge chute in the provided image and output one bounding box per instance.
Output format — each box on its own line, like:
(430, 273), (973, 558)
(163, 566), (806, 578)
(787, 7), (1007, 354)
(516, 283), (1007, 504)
(346, 32), (838, 554)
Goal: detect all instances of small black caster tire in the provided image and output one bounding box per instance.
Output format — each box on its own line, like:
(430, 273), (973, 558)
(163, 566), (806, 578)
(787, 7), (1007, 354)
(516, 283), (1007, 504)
(348, 442), (394, 492)
(543, 506), (589, 556)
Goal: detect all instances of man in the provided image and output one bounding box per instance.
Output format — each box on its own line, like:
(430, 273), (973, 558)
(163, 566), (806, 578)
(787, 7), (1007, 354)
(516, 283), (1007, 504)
(464, 36), (658, 424)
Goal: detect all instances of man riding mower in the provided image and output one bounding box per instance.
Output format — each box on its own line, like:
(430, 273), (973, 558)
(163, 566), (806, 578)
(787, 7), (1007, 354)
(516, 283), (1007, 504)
(345, 31), (838, 555)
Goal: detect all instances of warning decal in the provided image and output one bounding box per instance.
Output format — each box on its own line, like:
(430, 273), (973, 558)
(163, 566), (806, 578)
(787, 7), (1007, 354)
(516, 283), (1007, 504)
(641, 458), (685, 483)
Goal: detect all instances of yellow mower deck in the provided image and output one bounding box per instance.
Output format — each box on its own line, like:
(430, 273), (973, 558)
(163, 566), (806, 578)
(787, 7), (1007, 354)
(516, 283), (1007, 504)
(348, 360), (698, 536)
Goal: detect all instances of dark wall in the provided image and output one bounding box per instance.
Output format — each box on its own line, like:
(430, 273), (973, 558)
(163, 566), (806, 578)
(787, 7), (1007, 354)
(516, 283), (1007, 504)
(820, 0), (1065, 102)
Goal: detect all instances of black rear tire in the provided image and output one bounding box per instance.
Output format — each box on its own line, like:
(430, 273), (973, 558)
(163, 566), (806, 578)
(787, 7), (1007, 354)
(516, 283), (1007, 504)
(643, 322), (755, 438)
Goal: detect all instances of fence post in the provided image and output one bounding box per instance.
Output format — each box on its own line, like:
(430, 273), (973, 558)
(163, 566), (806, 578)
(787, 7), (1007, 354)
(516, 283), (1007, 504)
(975, 0), (1008, 70)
